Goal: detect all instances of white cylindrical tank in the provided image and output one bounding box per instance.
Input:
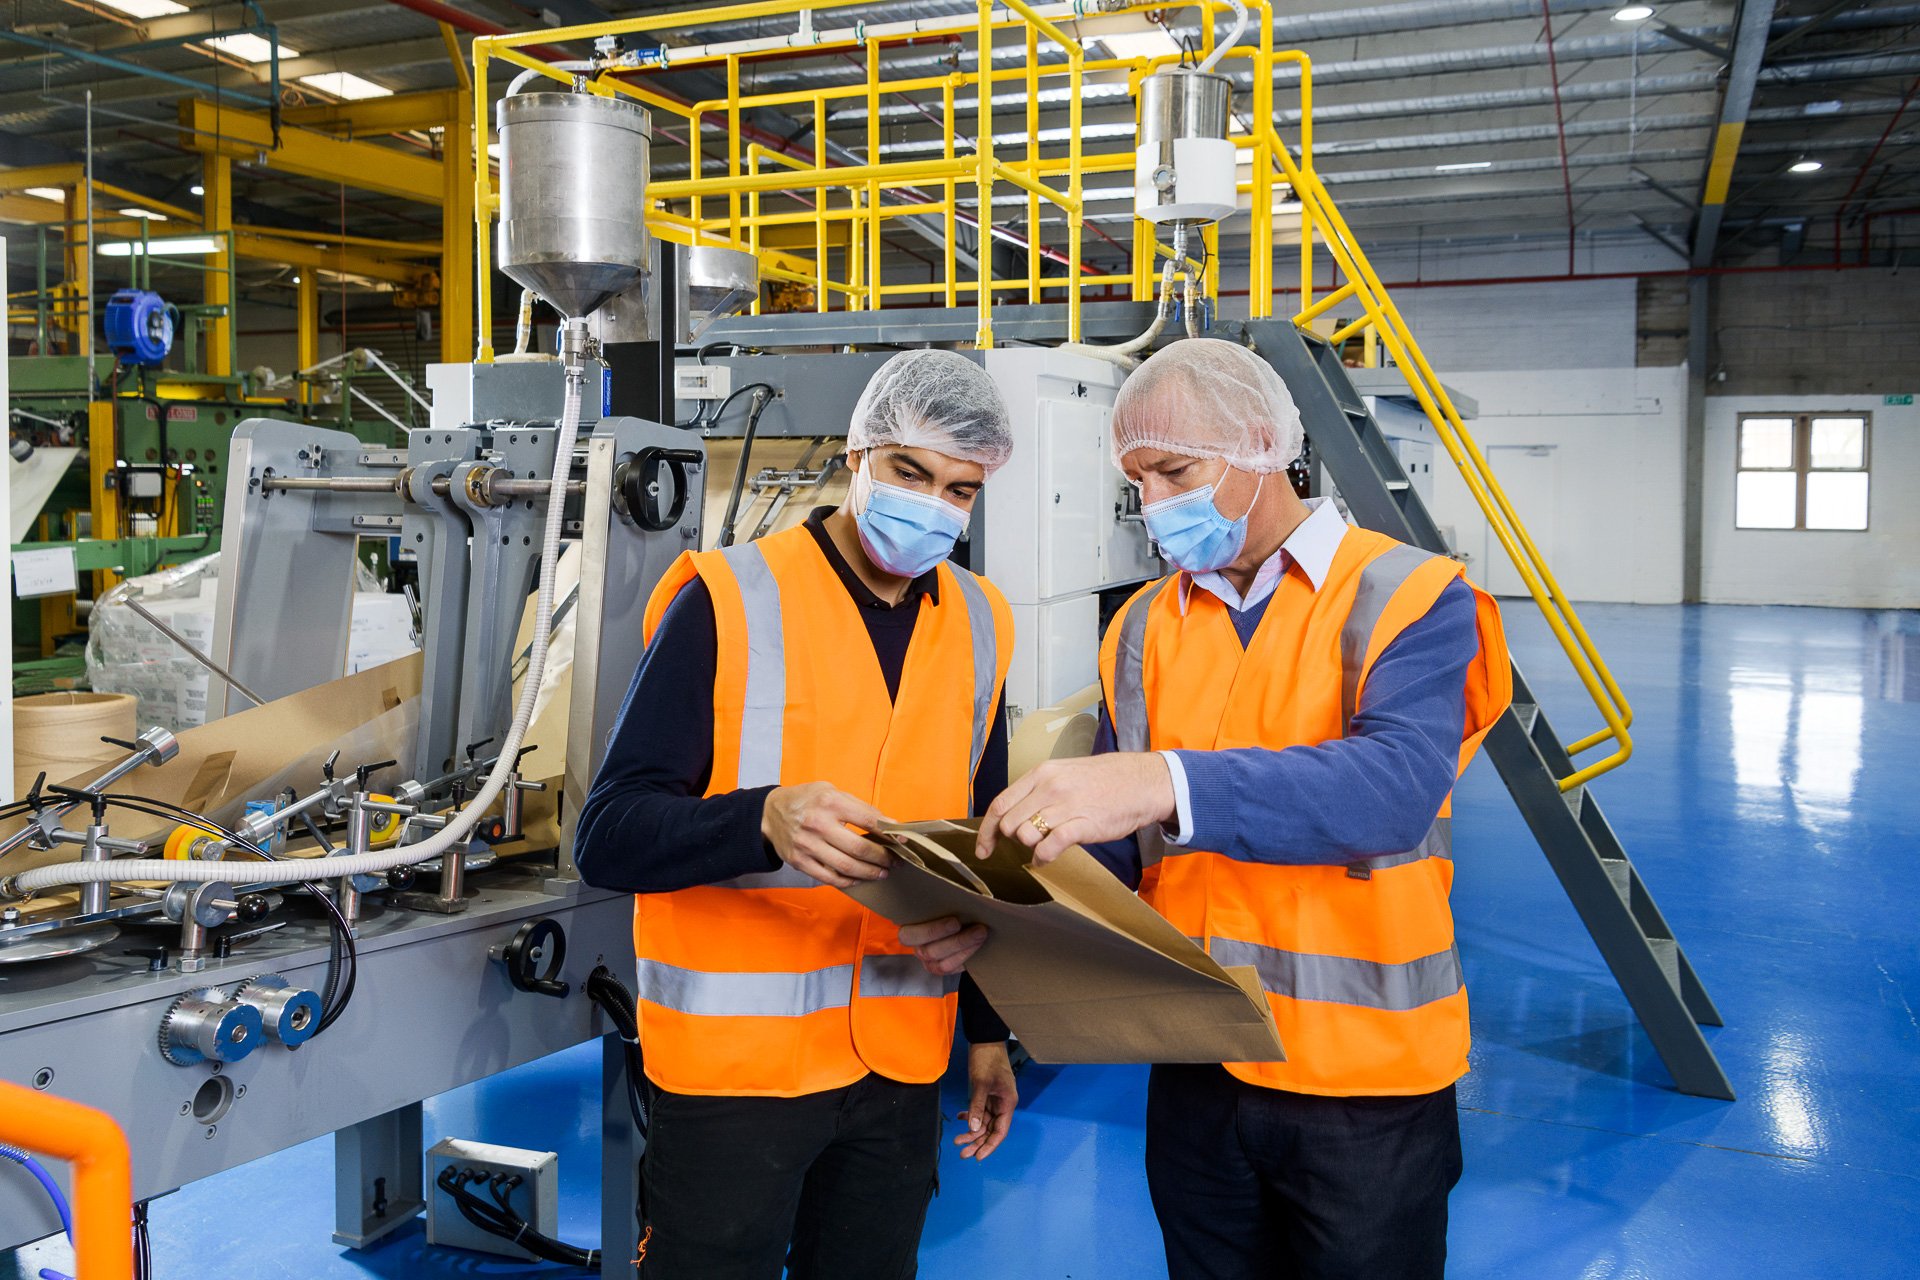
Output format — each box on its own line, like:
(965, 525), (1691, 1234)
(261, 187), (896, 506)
(1134, 69), (1236, 226)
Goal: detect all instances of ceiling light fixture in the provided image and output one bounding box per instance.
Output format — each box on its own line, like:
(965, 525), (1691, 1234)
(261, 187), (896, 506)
(24, 187), (66, 201)
(1098, 28), (1180, 60)
(117, 207), (168, 220)
(99, 237), (222, 257)
(1789, 159), (1823, 173)
(297, 72), (393, 101)
(1435, 160), (1494, 172)
(1612, 5), (1655, 21)
(95, 0), (188, 17)
(203, 33), (297, 63)
(190, 184), (205, 196)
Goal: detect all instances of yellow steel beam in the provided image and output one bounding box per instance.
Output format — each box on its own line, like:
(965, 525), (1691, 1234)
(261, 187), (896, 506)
(297, 274), (320, 399)
(201, 154), (233, 377)
(231, 231), (423, 286)
(279, 89), (463, 136)
(441, 87), (475, 363)
(0, 164), (89, 192)
(180, 99), (444, 205)
(440, 24), (472, 91)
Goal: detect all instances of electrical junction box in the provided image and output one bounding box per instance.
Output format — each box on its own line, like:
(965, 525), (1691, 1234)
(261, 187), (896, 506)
(675, 363), (732, 401)
(427, 1137), (559, 1262)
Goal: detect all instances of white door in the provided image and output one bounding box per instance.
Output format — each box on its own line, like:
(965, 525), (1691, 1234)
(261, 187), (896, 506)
(1482, 445), (1556, 598)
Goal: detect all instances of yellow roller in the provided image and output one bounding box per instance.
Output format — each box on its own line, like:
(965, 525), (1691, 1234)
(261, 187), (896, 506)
(162, 822), (220, 861)
(367, 795), (404, 848)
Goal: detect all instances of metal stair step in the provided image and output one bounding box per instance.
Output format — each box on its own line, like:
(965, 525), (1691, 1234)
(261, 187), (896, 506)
(1647, 936), (1683, 994)
(1602, 857), (1632, 901)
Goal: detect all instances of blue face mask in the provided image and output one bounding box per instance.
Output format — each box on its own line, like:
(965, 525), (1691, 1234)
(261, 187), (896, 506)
(1142, 472), (1263, 573)
(852, 467), (971, 578)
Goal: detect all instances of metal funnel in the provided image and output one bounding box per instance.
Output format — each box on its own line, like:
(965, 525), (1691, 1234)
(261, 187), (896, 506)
(496, 91), (654, 320)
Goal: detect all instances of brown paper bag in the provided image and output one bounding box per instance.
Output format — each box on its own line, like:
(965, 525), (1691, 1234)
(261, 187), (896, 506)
(846, 818), (1285, 1066)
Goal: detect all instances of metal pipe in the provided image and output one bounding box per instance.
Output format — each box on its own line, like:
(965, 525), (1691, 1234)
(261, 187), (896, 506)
(122, 598), (269, 707)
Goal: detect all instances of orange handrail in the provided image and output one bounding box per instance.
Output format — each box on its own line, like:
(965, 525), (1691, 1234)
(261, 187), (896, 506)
(0, 1080), (133, 1279)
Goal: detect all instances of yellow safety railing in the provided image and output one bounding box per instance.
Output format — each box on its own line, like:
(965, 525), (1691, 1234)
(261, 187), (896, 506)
(466, 0), (1632, 787)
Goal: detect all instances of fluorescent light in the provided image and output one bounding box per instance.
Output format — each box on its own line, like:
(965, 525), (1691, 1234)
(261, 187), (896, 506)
(1098, 29), (1179, 60)
(1790, 159), (1823, 173)
(117, 207), (168, 220)
(96, 0), (188, 16)
(98, 237), (222, 257)
(24, 187), (65, 201)
(292, 275), (302, 284)
(190, 183), (205, 195)
(203, 33), (298, 63)
(297, 72), (393, 101)
(1435, 160), (1494, 172)
(1612, 5), (1655, 20)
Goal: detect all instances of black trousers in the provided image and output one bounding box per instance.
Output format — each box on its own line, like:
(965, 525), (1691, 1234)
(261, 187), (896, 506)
(638, 1072), (941, 1280)
(1145, 1063), (1462, 1280)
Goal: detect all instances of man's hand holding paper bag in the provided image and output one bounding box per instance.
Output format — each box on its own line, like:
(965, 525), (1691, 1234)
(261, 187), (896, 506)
(849, 818), (1284, 1066)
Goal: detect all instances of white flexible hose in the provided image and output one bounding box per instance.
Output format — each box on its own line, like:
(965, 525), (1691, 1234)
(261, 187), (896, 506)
(1183, 272), (1202, 338)
(12, 370), (589, 896)
(1196, 0), (1248, 75)
(513, 289), (536, 355)
(1060, 258), (1178, 369)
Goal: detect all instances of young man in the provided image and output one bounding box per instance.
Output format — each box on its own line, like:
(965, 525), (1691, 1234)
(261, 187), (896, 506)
(576, 349), (1020, 1280)
(908, 338), (1511, 1279)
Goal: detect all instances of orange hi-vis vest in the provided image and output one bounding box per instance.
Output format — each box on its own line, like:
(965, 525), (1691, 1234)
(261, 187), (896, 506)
(635, 524), (1014, 1097)
(1100, 525), (1510, 1097)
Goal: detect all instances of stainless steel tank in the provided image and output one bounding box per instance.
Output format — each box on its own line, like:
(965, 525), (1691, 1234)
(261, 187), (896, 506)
(496, 90), (653, 319)
(1139, 68), (1232, 146)
(1134, 69), (1237, 226)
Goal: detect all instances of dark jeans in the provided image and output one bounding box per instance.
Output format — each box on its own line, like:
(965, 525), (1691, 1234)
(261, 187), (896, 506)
(638, 1072), (941, 1280)
(1145, 1063), (1462, 1280)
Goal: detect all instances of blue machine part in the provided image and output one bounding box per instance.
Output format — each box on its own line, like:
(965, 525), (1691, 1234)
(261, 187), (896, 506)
(104, 289), (174, 366)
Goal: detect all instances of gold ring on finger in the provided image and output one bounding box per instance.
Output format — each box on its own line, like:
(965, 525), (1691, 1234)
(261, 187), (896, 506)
(1027, 812), (1052, 837)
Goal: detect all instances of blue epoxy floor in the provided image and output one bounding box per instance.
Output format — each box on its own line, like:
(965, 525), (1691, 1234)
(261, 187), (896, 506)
(8, 603), (1918, 1278)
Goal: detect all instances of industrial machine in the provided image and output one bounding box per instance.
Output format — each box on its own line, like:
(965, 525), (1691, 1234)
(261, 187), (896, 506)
(0, 73), (694, 1275)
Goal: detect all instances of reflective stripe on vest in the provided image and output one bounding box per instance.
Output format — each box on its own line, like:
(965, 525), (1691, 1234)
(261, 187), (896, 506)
(636, 954), (958, 1018)
(726, 541), (787, 789)
(1340, 543), (1435, 728)
(709, 542), (1001, 891)
(948, 566), (999, 781)
(1208, 936), (1464, 1013)
(1346, 816), (1452, 880)
(1113, 577), (1177, 867)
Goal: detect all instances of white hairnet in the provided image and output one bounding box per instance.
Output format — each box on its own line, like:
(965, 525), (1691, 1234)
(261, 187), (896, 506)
(1111, 338), (1305, 474)
(847, 349), (1014, 475)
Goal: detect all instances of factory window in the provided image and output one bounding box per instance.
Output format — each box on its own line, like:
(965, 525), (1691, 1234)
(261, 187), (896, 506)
(1734, 413), (1870, 531)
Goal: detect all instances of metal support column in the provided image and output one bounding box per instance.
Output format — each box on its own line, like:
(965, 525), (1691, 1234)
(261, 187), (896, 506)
(600, 1034), (641, 1278)
(1682, 276), (1710, 601)
(201, 154), (234, 377)
(1247, 319), (1734, 1101)
(332, 1102), (427, 1248)
(297, 272), (320, 404)
(441, 89), (476, 364)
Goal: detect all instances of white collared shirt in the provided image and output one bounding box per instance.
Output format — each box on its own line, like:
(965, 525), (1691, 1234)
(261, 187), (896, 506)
(1177, 494), (1348, 611)
(1160, 495), (1350, 843)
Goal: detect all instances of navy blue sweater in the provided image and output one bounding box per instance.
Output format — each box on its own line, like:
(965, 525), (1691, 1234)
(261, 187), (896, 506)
(576, 511), (1010, 1043)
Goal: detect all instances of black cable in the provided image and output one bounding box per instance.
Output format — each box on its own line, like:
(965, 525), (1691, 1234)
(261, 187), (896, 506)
(717, 389), (772, 547)
(676, 379), (774, 431)
(132, 1200), (151, 1280)
(586, 966), (648, 1137)
(92, 793), (358, 1031)
(436, 1168), (599, 1269)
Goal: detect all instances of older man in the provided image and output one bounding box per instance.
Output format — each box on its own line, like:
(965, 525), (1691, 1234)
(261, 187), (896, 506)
(909, 338), (1510, 1279)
